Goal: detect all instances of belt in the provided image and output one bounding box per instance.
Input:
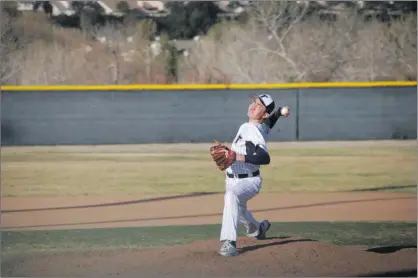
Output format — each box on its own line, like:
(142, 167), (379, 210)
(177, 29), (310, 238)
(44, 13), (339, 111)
(227, 170), (260, 179)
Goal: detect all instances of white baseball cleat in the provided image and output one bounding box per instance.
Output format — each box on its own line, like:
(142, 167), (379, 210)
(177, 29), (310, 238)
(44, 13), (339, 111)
(219, 240), (238, 256)
(255, 220), (271, 240)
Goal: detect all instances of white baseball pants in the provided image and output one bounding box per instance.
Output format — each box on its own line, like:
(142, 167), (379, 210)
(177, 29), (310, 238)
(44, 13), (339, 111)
(220, 175), (262, 242)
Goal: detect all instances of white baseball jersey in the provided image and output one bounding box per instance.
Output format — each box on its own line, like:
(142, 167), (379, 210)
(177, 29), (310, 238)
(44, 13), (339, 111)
(227, 122), (270, 175)
(220, 93), (277, 246)
(220, 121), (271, 243)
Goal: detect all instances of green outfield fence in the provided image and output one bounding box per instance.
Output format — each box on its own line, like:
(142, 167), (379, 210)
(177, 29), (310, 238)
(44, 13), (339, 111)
(1, 81), (416, 145)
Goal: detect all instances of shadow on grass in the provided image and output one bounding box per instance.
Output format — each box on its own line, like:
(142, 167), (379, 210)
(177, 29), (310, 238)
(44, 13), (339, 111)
(348, 185), (416, 192)
(264, 236), (292, 240)
(356, 268), (417, 277)
(366, 245), (417, 254)
(239, 238), (316, 255)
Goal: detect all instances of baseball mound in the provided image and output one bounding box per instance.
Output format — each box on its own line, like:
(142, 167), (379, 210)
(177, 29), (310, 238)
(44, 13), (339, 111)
(3, 237), (417, 277)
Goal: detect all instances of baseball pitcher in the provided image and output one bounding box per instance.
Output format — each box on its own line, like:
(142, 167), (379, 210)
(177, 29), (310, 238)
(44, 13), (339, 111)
(209, 94), (290, 256)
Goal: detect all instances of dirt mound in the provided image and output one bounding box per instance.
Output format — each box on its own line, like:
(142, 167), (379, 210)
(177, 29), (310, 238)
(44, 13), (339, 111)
(3, 237), (417, 277)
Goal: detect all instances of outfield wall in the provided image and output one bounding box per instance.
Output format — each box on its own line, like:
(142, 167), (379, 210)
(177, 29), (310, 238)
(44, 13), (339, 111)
(1, 82), (416, 146)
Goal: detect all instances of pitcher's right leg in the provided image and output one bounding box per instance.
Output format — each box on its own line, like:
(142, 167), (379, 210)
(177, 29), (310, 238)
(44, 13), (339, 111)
(239, 207), (260, 237)
(233, 176), (270, 239)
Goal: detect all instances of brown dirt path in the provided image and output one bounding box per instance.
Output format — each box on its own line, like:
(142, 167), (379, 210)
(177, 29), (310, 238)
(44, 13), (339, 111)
(2, 237), (417, 277)
(2, 192), (416, 231)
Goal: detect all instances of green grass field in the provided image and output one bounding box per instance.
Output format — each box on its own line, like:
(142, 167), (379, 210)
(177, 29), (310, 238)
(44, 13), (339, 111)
(2, 222), (417, 255)
(2, 141), (416, 196)
(1, 141), (416, 266)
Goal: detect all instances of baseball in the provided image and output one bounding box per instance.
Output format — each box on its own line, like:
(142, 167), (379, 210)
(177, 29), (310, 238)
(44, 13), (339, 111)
(281, 106), (289, 116)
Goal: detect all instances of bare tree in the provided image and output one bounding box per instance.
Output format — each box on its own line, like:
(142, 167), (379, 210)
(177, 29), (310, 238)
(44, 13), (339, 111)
(245, 0), (310, 80)
(182, 1), (416, 83)
(0, 11), (21, 85)
(328, 13), (417, 81)
(286, 8), (363, 82)
(384, 14), (417, 80)
(181, 1), (313, 83)
(2, 2), (415, 85)
(90, 20), (168, 84)
(5, 11), (169, 85)
(91, 25), (125, 84)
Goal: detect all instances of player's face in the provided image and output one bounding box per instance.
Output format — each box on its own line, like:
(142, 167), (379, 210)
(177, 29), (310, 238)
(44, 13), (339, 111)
(248, 97), (267, 120)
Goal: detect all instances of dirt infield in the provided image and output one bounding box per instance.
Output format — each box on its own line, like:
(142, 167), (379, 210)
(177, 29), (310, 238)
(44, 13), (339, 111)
(2, 192), (417, 231)
(2, 191), (417, 277)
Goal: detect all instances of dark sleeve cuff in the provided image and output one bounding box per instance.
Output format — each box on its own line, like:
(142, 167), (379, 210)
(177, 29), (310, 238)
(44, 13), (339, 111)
(245, 142), (270, 165)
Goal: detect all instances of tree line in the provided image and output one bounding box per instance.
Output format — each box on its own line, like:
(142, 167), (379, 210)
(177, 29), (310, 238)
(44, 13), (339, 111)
(2, 1), (417, 41)
(0, 1), (416, 85)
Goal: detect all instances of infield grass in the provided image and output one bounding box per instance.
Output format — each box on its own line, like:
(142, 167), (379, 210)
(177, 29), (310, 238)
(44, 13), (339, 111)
(2, 141), (416, 197)
(2, 222), (416, 255)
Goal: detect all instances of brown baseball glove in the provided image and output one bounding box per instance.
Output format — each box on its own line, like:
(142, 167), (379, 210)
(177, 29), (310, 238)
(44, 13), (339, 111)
(209, 140), (236, 171)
